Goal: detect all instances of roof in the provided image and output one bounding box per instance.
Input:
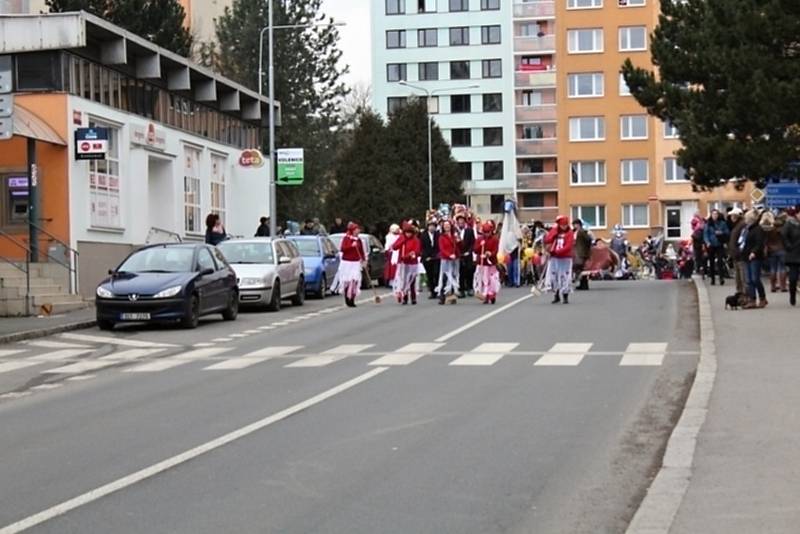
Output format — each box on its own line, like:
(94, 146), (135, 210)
(13, 104), (66, 145)
(0, 11), (277, 124)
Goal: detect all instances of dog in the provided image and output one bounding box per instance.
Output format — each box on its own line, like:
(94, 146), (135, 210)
(725, 292), (746, 310)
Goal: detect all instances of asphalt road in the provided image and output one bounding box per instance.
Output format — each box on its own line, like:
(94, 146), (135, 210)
(0, 281), (699, 534)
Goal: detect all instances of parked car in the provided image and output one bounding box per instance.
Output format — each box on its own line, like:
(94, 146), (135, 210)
(95, 243), (238, 330)
(217, 238), (305, 311)
(286, 235), (340, 299)
(328, 233), (386, 286)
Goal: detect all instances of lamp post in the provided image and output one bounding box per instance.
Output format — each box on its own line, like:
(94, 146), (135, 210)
(399, 82), (480, 209)
(258, 7), (345, 237)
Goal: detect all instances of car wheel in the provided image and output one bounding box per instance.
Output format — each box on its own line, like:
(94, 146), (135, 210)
(222, 290), (239, 321)
(317, 275), (327, 300)
(291, 277), (305, 306)
(266, 280), (281, 312)
(97, 319), (115, 331)
(181, 294), (200, 329)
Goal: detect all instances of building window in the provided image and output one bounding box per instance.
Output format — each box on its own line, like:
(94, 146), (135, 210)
(481, 25), (502, 45)
(450, 0), (469, 11)
(417, 0), (436, 12)
(571, 205), (607, 229)
(567, 28), (603, 53)
(387, 96), (407, 114)
(522, 125), (544, 139)
(183, 145), (202, 234)
(568, 0), (602, 7)
(490, 194), (506, 214)
(622, 204), (649, 227)
(621, 114), (648, 140)
(418, 28), (438, 47)
(459, 162), (473, 181)
(521, 90), (542, 107)
(451, 94), (472, 113)
(569, 116), (605, 141)
(520, 193), (545, 208)
(450, 60), (470, 80)
(483, 93), (503, 112)
(210, 153), (227, 225)
(386, 30), (406, 49)
(88, 120), (121, 229)
(386, 0), (405, 14)
(387, 63), (407, 82)
(451, 128), (472, 147)
(664, 158), (689, 182)
(419, 62), (439, 81)
(619, 26), (647, 51)
(521, 158), (544, 173)
(450, 27), (470, 46)
(483, 127), (503, 146)
(620, 0), (646, 6)
(520, 22), (543, 37)
(482, 59), (502, 78)
(484, 161), (504, 180)
(570, 161), (606, 185)
(619, 73), (632, 96)
(621, 159), (649, 184)
(567, 72), (604, 98)
(481, 0), (500, 10)
(664, 121), (679, 139)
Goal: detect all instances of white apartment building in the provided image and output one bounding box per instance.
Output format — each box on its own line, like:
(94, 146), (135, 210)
(371, 0), (517, 217)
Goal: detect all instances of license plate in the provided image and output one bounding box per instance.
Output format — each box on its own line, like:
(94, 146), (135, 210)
(120, 313), (151, 321)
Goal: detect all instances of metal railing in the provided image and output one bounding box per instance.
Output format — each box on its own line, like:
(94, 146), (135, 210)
(146, 226), (183, 245)
(27, 221), (80, 295)
(0, 230), (32, 316)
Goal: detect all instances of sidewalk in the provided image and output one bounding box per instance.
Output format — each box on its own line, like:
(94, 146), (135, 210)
(671, 282), (800, 532)
(0, 307), (96, 344)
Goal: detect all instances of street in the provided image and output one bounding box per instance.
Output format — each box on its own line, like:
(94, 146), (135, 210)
(0, 281), (698, 534)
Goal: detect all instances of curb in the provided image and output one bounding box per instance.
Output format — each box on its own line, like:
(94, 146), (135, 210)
(0, 320), (97, 345)
(626, 276), (717, 534)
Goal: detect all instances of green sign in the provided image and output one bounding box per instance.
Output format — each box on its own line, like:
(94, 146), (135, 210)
(277, 148), (304, 186)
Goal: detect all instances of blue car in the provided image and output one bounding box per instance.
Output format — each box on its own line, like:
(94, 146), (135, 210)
(286, 235), (340, 299)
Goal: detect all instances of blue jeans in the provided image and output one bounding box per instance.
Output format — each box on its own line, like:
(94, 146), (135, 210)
(746, 259), (766, 301)
(768, 251), (786, 274)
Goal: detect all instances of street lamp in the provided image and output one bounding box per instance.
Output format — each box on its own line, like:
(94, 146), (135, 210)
(399, 81), (480, 209)
(257, 7), (345, 237)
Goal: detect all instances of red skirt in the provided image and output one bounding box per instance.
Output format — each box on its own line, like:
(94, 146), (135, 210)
(383, 251), (397, 282)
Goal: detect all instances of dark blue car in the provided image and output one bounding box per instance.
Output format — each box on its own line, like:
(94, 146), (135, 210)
(286, 235), (340, 299)
(95, 243), (238, 330)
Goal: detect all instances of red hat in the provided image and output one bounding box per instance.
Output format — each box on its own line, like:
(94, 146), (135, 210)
(556, 215), (569, 226)
(346, 222), (359, 233)
(787, 207), (798, 217)
(402, 221), (414, 233)
(481, 222), (494, 234)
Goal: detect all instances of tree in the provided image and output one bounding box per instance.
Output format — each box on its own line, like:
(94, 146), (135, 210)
(210, 0), (350, 222)
(45, 0), (193, 56)
(622, 0), (800, 189)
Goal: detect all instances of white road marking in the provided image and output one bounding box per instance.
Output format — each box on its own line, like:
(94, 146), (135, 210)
(212, 338), (232, 343)
(230, 334), (249, 339)
(435, 294), (533, 343)
(258, 326), (274, 331)
(626, 342), (669, 353)
(0, 349), (26, 358)
(0, 391), (31, 399)
(535, 343), (593, 366)
(243, 330), (261, 334)
(369, 343), (445, 366)
(30, 384), (62, 391)
(61, 333), (176, 348)
(98, 348), (165, 361)
(47, 349), (163, 374)
(204, 346), (303, 370)
(66, 374), (97, 382)
(449, 342), (519, 367)
(471, 342), (520, 353)
(26, 340), (89, 349)
(620, 343), (668, 367)
(286, 344), (373, 368)
(0, 360), (42, 374)
(29, 349), (93, 362)
(126, 348), (231, 372)
(192, 342), (216, 348)
(272, 322), (290, 326)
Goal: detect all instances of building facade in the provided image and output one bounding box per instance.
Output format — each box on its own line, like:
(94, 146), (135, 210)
(178, 0), (233, 45)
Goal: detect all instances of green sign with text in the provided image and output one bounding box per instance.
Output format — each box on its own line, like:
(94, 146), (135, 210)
(277, 148), (304, 186)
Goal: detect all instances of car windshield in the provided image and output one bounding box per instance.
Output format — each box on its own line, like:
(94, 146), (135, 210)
(119, 247), (195, 273)
(329, 235), (343, 249)
(289, 239), (321, 257)
(217, 242), (275, 264)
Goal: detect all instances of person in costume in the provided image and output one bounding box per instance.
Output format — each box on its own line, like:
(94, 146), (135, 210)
(572, 219), (593, 290)
(474, 221), (501, 304)
(500, 199), (524, 287)
(544, 215), (575, 304)
(383, 223), (401, 284)
(331, 222), (365, 308)
(436, 219), (460, 305)
(392, 221), (422, 305)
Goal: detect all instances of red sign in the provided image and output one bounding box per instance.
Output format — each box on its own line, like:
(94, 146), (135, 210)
(239, 149), (265, 168)
(73, 110), (82, 126)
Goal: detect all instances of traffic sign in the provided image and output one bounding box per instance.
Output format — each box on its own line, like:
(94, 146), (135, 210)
(765, 182), (800, 209)
(277, 148), (304, 186)
(74, 127), (109, 160)
(751, 188), (765, 204)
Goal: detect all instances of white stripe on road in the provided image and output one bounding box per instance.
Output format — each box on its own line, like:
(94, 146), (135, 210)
(204, 346), (303, 370)
(369, 343), (445, 366)
(29, 349), (93, 362)
(0, 350), (27, 358)
(257, 326), (274, 331)
(286, 344), (373, 368)
(535, 343), (593, 366)
(620, 343), (668, 367)
(230, 334), (249, 339)
(126, 348), (231, 372)
(449, 343), (520, 367)
(61, 333), (176, 348)
(47, 349), (164, 374)
(243, 330), (261, 334)
(26, 340), (89, 349)
(99, 349), (165, 361)
(0, 360), (42, 374)
(0, 367), (389, 534)
(212, 338), (232, 343)
(435, 294), (533, 343)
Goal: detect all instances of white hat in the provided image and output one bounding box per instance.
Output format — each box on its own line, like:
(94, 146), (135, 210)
(730, 208), (743, 216)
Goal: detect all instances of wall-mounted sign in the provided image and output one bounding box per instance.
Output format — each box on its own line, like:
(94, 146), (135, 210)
(277, 148), (304, 186)
(74, 127), (109, 160)
(8, 177), (28, 188)
(72, 110), (83, 126)
(239, 148), (265, 168)
(131, 123), (167, 151)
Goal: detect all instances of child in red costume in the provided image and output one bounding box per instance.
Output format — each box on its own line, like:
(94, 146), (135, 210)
(436, 219), (460, 305)
(392, 221), (422, 305)
(474, 222), (501, 304)
(331, 222), (365, 307)
(544, 215), (575, 304)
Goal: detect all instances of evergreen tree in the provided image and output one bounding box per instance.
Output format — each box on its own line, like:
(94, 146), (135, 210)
(622, 0), (800, 188)
(46, 0), (193, 57)
(211, 0), (350, 221)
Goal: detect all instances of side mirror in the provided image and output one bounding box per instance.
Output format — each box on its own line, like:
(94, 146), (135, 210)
(278, 256), (291, 265)
(108, 269), (115, 275)
(199, 268), (214, 276)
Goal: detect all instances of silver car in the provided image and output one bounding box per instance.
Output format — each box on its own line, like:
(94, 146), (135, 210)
(217, 238), (305, 311)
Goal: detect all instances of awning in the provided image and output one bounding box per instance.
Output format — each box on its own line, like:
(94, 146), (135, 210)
(11, 104), (67, 146)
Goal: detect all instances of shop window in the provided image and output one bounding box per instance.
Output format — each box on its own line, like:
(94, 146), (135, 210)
(16, 52), (63, 91)
(88, 120), (122, 229)
(184, 146), (202, 234)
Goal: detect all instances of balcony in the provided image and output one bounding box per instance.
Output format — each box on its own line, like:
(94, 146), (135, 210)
(516, 138), (557, 156)
(519, 207), (559, 223)
(515, 105), (557, 122)
(513, 1), (555, 19)
(517, 172), (559, 191)
(514, 35), (556, 53)
(515, 70), (557, 89)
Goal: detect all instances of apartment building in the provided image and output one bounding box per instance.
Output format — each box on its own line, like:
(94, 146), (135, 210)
(178, 0), (233, 44)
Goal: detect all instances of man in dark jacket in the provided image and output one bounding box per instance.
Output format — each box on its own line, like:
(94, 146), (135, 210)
(421, 221), (440, 299)
(456, 214), (475, 297)
(572, 219), (592, 290)
(727, 208), (747, 295)
(255, 217), (270, 237)
(741, 209), (767, 308)
(329, 217), (347, 235)
(781, 207), (800, 306)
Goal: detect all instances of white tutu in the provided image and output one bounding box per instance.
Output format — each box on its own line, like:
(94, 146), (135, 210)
(392, 263), (417, 297)
(330, 260), (362, 298)
(545, 257), (573, 294)
(474, 265), (501, 297)
(436, 259), (459, 295)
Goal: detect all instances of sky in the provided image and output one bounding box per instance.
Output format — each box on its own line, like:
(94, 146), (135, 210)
(322, 0), (372, 87)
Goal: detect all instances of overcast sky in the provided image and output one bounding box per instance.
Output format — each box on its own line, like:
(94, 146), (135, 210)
(323, 0), (372, 87)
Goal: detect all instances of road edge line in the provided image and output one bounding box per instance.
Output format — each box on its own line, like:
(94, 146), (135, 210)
(0, 366), (390, 534)
(625, 276), (717, 534)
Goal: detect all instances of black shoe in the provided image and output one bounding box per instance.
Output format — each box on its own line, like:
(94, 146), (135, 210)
(439, 295), (445, 305)
(711, 279), (716, 285)
(411, 298), (417, 305)
(345, 297), (356, 308)
(402, 294), (408, 305)
(552, 293), (561, 304)
(458, 291), (466, 298)
(563, 294), (569, 304)
(428, 294), (437, 300)
(467, 290), (475, 297)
